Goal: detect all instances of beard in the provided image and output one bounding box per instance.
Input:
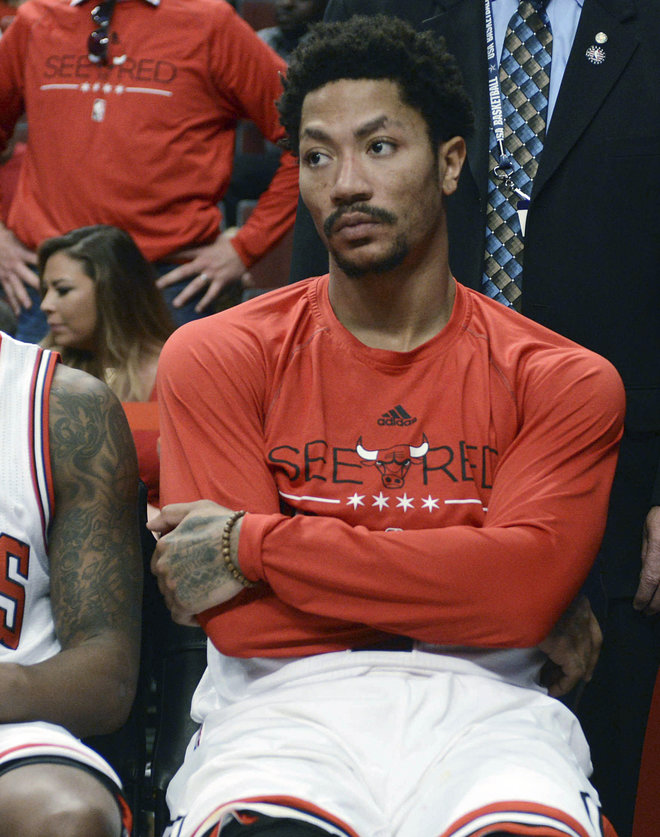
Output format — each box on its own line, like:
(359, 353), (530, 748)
(324, 203), (409, 278)
(330, 233), (409, 278)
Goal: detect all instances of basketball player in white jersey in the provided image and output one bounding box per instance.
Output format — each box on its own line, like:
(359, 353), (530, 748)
(0, 331), (142, 836)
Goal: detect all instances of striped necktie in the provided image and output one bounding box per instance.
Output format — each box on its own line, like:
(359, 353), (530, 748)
(483, 0), (553, 309)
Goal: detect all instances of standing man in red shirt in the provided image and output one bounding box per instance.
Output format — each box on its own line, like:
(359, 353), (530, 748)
(0, 0), (298, 341)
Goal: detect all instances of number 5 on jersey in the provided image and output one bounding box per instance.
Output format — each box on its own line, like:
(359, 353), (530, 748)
(0, 534), (29, 650)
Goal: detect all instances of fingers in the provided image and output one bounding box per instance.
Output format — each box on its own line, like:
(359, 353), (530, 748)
(191, 274), (239, 313)
(634, 577), (660, 614)
(16, 259), (40, 288)
(584, 613), (602, 683)
(156, 262), (195, 290)
(171, 271), (222, 311)
(147, 502), (195, 536)
(195, 279), (219, 313)
(0, 274), (30, 314)
(0, 226), (39, 312)
(150, 499), (242, 619)
(0, 263), (39, 313)
(160, 268), (226, 311)
(633, 506), (660, 615)
(152, 555), (198, 626)
(539, 659), (563, 693)
(537, 594), (603, 697)
(158, 235), (249, 308)
(148, 502), (196, 576)
(540, 660), (576, 698)
(149, 497), (216, 580)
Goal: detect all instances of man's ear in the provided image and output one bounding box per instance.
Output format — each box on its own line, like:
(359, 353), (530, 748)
(439, 136), (466, 196)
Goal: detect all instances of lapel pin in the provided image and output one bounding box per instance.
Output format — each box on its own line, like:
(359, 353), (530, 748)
(586, 45), (606, 64)
(595, 32), (608, 44)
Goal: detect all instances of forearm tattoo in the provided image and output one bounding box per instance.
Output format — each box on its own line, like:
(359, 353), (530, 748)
(48, 368), (142, 649)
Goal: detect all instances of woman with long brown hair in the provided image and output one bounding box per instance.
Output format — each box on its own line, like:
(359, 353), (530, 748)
(39, 224), (174, 509)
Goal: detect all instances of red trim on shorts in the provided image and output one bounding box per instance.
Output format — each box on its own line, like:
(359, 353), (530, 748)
(440, 800), (596, 837)
(190, 795), (360, 837)
(236, 812), (260, 826)
(0, 741), (132, 835)
(0, 741), (95, 761)
(206, 811), (260, 836)
(117, 793), (134, 836)
(602, 818), (617, 837)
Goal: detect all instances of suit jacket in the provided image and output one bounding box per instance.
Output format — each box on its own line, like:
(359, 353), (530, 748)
(289, 0), (660, 595)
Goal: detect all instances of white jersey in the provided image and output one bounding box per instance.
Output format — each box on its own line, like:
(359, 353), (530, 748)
(0, 335), (126, 815)
(0, 332), (60, 664)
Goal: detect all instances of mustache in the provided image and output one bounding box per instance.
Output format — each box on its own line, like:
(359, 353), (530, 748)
(323, 203), (397, 238)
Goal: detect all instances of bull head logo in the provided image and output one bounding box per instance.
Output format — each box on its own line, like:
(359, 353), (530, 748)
(356, 436), (429, 489)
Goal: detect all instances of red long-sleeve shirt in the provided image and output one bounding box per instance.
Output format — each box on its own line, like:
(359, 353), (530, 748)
(0, 0), (298, 265)
(158, 278), (625, 658)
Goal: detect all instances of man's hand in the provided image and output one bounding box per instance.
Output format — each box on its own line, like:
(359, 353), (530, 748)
(149, 500), (245, 625)
(634, 505), (660, 615)
(0, 224), (38, 314)
(156, 233), (252, 313)
(538, 595), (602, 697)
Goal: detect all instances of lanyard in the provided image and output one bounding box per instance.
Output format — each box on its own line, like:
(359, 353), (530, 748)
(484, 0), (531, 202)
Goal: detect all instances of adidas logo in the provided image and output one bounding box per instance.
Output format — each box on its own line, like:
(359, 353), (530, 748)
(377, 404), (418, 427)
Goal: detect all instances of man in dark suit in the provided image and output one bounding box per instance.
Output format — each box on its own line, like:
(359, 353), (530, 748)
(289, 3), (660, 835)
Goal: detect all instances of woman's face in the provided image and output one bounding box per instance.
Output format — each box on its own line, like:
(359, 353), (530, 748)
(41, 251), (98, 351)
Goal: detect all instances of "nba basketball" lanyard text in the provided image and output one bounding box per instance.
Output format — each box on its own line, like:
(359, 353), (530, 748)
(484, 0), (532, 203)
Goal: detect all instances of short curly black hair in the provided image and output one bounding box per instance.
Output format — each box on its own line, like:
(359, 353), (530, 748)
(277, 14), (475, 156)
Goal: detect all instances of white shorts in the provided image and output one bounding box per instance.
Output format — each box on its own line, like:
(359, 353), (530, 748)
(0, 719), (122, 785)
(166, 652), (605, 837)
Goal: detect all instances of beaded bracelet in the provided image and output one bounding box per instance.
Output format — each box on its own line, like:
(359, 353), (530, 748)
(222, 510), (255, 588)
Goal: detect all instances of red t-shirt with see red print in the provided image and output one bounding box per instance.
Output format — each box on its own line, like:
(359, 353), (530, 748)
(158, 278), (625, 659)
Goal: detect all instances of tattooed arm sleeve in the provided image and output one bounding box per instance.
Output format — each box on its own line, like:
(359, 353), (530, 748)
(0, 366), (143, 737)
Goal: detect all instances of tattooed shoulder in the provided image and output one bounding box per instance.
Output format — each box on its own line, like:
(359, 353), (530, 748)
(49, 365), (137, 496)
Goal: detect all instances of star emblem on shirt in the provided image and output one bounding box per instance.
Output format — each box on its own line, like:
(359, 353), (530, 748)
(421, 495), (440, 512)
(372, 492), (390, 510)
(396, 493), (415, 512)
(346, 493), (366, 509)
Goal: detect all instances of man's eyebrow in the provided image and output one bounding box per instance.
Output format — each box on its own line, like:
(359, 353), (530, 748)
(354, 115), (390, 140)
(300, 126), (333, 142)
(300, 115), (401, 144)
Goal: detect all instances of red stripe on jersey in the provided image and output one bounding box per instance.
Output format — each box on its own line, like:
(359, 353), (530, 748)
(27, 349), (58, 547)
(39, 351), (58, 527)
(27, 347), (47, 540)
